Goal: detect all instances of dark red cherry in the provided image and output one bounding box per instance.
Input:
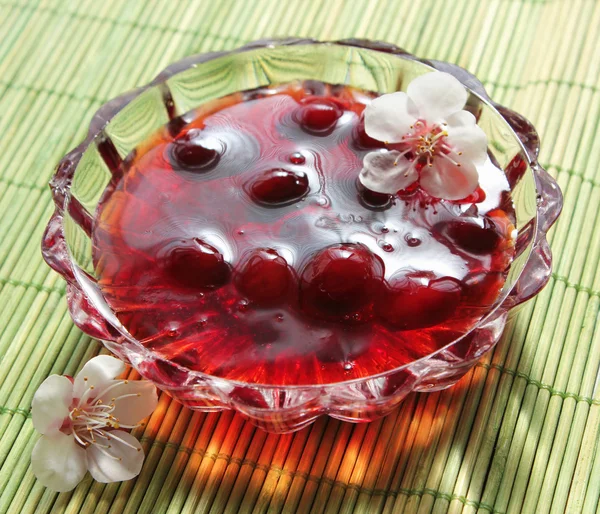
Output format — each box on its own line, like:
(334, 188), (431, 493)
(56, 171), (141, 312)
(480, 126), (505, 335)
(356, 179), (393, 209)
(170, 130), (222, 171)
(299, 243), (384, 320)
(235, 248), (293, 305)
(248, 168), (309, 206)
(353, 118), (385, 150)
(377, 273), (462, 330)
(439, 218), (502, 255)
(297, 99), (343, 134)
(162, 238), (231, 290)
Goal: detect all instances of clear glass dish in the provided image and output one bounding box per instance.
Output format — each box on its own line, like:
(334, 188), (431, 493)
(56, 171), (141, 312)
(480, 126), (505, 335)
(42, 39), (562, 433)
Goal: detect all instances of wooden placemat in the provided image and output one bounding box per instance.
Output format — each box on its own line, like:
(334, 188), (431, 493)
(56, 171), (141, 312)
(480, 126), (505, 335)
(1, 0), (599, 512)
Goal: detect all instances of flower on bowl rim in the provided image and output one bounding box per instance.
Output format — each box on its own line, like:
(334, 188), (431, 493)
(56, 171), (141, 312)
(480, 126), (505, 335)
(30, 355), (158, 492)
(359, 71), (489, 200)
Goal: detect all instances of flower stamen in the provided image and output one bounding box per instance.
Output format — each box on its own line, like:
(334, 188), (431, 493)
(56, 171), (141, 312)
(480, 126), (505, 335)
(106, 432), (139, 451)
(93, 443), (122, 461)
(393, 148), (413, 166)
(112, 393), (142, 402)
(73, 430), (89, 447)
(398, 120), (455, 170)
(93, 381), (126, 401)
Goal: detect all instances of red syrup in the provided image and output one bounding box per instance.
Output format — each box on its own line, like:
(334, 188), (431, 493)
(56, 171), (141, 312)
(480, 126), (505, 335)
(92, 82), (516, 385)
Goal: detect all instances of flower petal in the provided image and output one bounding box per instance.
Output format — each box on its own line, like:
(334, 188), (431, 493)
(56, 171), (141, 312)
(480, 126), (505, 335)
(73, 355), (126, 399)
(420, 157), (479, 200)
(97, 380), (158, 427)
(446, 110), (477, 127)
(86, 430), (144, 483)
(446, 123), (488, 166)
(31, 433), (87, 492)
(359, 150), (419, 194)
(364, 92), (418, 143)
(407, 72), (468, 122)
(31, 375), (73, 435)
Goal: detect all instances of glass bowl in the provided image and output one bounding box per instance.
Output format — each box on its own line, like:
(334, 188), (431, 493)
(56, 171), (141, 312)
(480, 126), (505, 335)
(42, 39), (562, 433)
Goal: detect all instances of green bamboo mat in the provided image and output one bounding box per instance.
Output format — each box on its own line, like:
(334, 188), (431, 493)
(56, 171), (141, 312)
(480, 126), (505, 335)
(0, 0), (599, 512)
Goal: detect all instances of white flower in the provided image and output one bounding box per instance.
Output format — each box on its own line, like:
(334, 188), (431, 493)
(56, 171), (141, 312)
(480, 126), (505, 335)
(30, 355), (158, 492)
(359, 71), (488, 200)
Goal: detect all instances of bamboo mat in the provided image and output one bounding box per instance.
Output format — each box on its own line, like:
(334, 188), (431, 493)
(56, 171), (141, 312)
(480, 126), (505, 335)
(0, 0), (599, 512)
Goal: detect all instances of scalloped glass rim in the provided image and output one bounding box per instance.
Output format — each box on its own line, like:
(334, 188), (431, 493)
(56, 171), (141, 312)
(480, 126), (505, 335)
(42, 39), (562, 427)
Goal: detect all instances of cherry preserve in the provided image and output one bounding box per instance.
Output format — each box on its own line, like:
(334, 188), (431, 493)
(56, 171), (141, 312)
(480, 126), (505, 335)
(92, 81), (516, 385)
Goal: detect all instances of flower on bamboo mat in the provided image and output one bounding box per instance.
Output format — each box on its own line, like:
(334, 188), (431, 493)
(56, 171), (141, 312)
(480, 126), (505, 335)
(30, 355), (158, 492)
(359, 71), (488, 200)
